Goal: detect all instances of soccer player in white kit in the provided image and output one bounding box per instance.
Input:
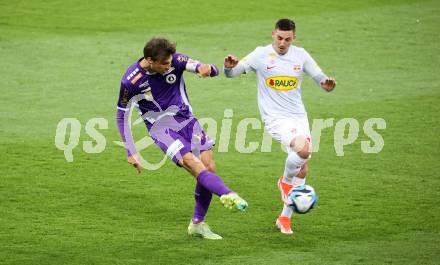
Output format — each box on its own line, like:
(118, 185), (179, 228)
(223, 19), (336, 234)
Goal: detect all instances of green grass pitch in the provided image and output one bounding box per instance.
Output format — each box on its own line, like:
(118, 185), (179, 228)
(1, 0), (439, 264)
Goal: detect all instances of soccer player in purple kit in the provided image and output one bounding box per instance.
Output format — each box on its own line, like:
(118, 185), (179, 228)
(116, 37), (248, 240)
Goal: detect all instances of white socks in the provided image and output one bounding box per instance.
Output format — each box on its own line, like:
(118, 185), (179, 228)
(281, 204), (293, 217)
(283, 151), (307, 184)
(292, 176), (306, 187)
(281, 151), (308, 219)
(280, 178), (305, 219)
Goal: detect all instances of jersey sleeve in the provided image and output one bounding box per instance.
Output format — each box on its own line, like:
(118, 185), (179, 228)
(116, 81), (136, 111)
(173, 52), (219, 76)
(240, 47), (263, 73)
(116, 80), (138, 156)
(173, 53), (200, 73)
(303, 49), (323, 78)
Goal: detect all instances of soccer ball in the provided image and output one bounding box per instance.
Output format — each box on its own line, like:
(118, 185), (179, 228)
(288, 185), (317, 214)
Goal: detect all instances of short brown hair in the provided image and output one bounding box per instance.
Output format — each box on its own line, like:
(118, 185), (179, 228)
(143, 37), (176, 61)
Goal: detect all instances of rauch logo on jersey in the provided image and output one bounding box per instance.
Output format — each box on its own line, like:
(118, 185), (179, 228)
(265, 76), (299, 91)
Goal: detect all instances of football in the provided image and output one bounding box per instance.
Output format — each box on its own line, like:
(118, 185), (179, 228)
(288, 185), (317, 214)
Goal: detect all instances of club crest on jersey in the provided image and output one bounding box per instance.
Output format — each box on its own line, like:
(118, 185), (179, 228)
(265, 76), (299, 91)
(293, 65), (301, 71)
(166, 74), (177, 84)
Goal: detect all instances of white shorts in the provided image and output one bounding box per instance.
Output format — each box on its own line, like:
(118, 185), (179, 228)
(264, 116), (312, 149)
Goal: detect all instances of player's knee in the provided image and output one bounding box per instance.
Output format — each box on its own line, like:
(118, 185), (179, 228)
(182, 154), (199, 167)
(207, 162), (216, 173)
(298, 145), (311, 159)
(290, 135), (311, 159)
(205, 161), (216, 173)
(181, 153), (206, 174)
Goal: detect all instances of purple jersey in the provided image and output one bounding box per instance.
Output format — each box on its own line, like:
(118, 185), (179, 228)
(117, 53), (197, 124)
(116, 53), (217, 163)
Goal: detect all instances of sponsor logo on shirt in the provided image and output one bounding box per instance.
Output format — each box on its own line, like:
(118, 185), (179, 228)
(131, 73), (143, 84)
(139, 80), (149, 88)
(120, 88), (129, 107)
(265, 76), (299, 91)
(177, 55), (188, 62)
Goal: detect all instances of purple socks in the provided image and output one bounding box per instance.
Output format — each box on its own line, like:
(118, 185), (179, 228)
(192, 181), (212, 224)
(197, 170), (231, 196)
(192, 170), (232, 223)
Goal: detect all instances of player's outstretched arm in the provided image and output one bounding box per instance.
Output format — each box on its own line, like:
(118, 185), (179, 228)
(116, 109), (143, 173)
(303, 50), (336, 92)
(184, 55), (218, 78)
(223, 55), (246, 78)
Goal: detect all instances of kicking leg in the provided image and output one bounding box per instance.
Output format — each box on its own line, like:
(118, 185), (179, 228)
(182, 152), (247, 239)
(180, 152), (247, 211)
(191, 151), (214, 225)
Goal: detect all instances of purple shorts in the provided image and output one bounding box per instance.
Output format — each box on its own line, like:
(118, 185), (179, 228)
(147, 116), (213, 165)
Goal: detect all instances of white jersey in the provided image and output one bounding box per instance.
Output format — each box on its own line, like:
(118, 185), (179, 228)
(239, 44), (323, 122)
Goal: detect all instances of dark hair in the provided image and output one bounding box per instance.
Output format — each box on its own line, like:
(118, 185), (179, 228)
(143, 37), (176, 61)
(275, 18), (296, 32)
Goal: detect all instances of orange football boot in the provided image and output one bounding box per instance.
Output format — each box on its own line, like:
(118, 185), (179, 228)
(276, 216), (293, 234)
